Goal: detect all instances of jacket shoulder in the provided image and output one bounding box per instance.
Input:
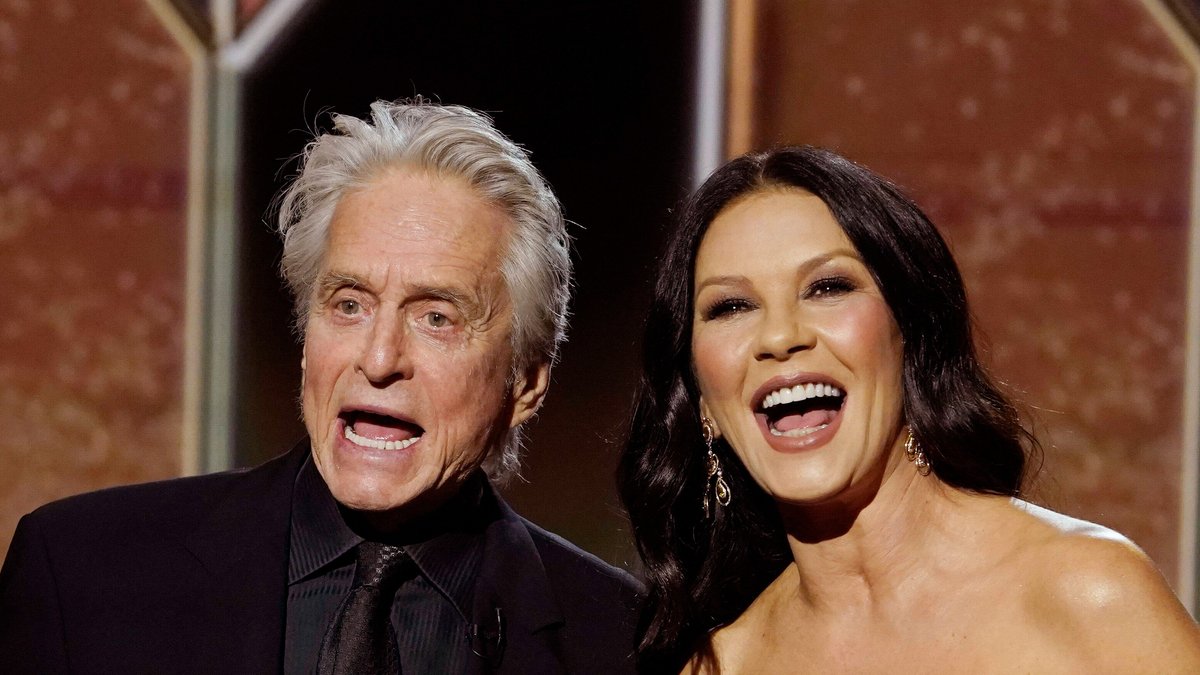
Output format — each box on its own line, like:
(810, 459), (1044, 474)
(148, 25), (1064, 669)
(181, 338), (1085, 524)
(17, 446), (303, 554)
(29, 461), (273, 536)
(33, 469), (240, 524)
(1, 446), (303, 673)
(521, 519), (644, 671)
(523, 520), (643, 599)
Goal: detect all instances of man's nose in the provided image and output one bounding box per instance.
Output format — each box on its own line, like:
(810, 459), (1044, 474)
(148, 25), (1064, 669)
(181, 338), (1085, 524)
(754, 308), (814, 362)
(357, 311), (413, 384)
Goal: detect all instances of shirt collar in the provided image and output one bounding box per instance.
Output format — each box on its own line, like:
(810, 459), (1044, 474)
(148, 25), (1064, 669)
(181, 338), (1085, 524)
(288, 454), (359, 584)
(288, 454), (494, 616)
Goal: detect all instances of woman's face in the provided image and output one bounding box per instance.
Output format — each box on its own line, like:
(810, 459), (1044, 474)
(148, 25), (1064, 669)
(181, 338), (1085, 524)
(691, 187), (906, 507)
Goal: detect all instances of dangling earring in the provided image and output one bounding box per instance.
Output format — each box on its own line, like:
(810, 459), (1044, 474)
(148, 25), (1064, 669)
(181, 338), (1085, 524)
(702, 417), (732, 518)
(904, 428), (931, 476)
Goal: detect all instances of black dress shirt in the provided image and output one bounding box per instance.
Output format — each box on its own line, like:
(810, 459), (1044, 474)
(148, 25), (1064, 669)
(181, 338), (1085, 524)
(284, 458), (487, 674)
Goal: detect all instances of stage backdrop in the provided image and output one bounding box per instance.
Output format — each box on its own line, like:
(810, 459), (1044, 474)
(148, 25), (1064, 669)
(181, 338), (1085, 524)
(0, 0), (192, 561)
(1, 1), (1197, 607)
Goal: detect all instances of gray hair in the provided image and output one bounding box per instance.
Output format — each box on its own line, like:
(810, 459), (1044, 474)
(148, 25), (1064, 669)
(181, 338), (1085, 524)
(276, 99), (572, 481)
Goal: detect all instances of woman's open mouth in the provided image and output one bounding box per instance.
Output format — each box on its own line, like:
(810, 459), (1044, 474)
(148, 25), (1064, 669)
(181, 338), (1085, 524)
(761, 383), (844, 437)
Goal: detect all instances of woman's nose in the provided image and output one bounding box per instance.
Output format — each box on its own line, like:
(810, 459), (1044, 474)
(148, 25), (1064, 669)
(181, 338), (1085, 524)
(754, 309), (814, 361)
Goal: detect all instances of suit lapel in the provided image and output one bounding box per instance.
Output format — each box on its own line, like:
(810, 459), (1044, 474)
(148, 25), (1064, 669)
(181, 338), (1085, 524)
(169, 450), (566, 674)
(181, 443), (308, 674)
(468, 487), (567, 675)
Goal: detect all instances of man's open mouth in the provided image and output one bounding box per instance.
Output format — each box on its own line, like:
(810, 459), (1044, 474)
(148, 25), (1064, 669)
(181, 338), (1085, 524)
(340, 410), (425, 450)
(757, 382), (845, 438)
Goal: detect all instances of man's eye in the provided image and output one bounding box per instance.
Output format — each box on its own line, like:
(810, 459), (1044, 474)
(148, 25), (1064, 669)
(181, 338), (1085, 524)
(425, 312), (450, 328)
(807, 276), (856, 299)
(335, 299), (361, 315)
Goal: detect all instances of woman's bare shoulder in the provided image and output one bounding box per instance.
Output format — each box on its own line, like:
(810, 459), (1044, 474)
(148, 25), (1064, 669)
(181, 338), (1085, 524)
(679, 625), (744, 675)
(679, 638), (721, 675)
(1008, 499), (1200, 668)
(679, 567), (793, 674)
(679, 606), (760, 673)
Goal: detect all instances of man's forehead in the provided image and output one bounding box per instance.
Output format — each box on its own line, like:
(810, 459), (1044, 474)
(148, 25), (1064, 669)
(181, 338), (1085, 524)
(325, 176), (511, 250)
(335, 167), (507, 231)
(316, 262), (494, 298)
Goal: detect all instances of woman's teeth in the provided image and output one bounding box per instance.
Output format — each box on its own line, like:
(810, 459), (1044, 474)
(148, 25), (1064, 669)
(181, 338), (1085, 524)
(762, 383), (842, 409)
(344, 424), (421, 450)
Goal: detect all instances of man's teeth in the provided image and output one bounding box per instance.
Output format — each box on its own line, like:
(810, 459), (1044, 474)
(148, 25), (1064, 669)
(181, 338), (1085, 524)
(761, 383), (842, 409)
(344, 424), (420, 450)
(769, 423), (830, 438)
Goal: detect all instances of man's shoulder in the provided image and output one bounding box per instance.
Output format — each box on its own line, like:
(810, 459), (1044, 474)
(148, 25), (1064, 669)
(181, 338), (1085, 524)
(519, 518), (643, 598)
(21, 446), (303, 546)
(481, 481), (643, 604)
(36, 467), (239, 517)
(502, 514), (644, 672)
(511, 514), (645, 648)
(1, 446), (305, 672)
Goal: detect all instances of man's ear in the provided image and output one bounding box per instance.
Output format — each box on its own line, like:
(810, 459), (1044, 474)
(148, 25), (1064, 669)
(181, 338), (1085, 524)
(508, 359), (551, 428)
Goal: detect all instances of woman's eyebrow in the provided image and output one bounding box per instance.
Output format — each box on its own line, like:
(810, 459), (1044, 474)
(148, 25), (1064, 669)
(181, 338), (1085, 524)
(694, 248), (864, 293)
(694, 274), (748, 293)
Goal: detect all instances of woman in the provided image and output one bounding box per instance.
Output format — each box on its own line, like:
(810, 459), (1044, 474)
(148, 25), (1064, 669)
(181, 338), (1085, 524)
(618, 146), (1200, 672)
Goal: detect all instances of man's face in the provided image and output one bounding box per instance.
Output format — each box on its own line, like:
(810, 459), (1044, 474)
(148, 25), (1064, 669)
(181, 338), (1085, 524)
(301, 169), (549, 523)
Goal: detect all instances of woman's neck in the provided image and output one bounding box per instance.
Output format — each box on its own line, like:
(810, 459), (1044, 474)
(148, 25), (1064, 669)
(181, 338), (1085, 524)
(775, 457), (978, 616)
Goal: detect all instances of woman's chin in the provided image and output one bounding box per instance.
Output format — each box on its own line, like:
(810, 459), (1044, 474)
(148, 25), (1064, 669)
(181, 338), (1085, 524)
(762, 469), (869, 513)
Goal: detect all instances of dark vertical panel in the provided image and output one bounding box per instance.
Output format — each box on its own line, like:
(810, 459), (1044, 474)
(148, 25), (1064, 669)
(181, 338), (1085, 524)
(234, 1), (695, 567)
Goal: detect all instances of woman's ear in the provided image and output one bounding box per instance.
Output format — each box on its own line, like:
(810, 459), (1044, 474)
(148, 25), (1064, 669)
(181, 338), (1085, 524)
(698, 397), (722, 439)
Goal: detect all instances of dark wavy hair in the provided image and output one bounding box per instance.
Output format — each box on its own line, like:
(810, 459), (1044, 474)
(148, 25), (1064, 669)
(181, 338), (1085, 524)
(617, 146), (1037, 671)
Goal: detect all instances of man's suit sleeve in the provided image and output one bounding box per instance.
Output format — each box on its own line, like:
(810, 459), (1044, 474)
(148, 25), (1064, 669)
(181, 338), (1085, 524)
(0, 512), (70, 673)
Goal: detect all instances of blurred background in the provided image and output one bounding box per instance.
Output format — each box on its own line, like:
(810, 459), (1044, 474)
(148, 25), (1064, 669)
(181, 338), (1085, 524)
(2, 0), (1199, 613)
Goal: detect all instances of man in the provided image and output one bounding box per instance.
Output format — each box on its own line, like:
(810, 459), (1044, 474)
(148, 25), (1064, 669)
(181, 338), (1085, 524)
(0, 100), (642, 673)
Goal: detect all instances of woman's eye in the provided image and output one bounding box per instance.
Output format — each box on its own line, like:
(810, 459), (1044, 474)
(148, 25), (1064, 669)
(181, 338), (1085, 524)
(807, 276), (856, 299)
(335, 298), (362, 315)
(703, 298), (753, 320)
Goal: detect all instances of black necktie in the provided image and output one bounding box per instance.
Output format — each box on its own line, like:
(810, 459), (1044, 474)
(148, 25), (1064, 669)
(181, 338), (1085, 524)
(316, 542), (414, 675)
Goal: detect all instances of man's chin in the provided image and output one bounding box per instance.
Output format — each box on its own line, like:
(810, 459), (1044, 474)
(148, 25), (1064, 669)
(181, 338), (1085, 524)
(328, 480), (425, 515)
(327, 470), (464, 529)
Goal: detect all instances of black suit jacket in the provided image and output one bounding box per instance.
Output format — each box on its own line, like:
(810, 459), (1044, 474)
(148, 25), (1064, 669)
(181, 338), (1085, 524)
(0, 444), (643, 674)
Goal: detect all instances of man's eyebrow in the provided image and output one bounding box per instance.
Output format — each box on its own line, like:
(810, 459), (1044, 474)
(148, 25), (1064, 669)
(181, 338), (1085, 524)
(410, 284), (478, 310)
(316, 272), (367, 295)
(313, 275), (486, 314)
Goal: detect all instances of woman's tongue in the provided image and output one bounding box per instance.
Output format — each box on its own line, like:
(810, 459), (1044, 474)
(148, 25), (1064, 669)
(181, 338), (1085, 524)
(771, 408), (836, 433)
